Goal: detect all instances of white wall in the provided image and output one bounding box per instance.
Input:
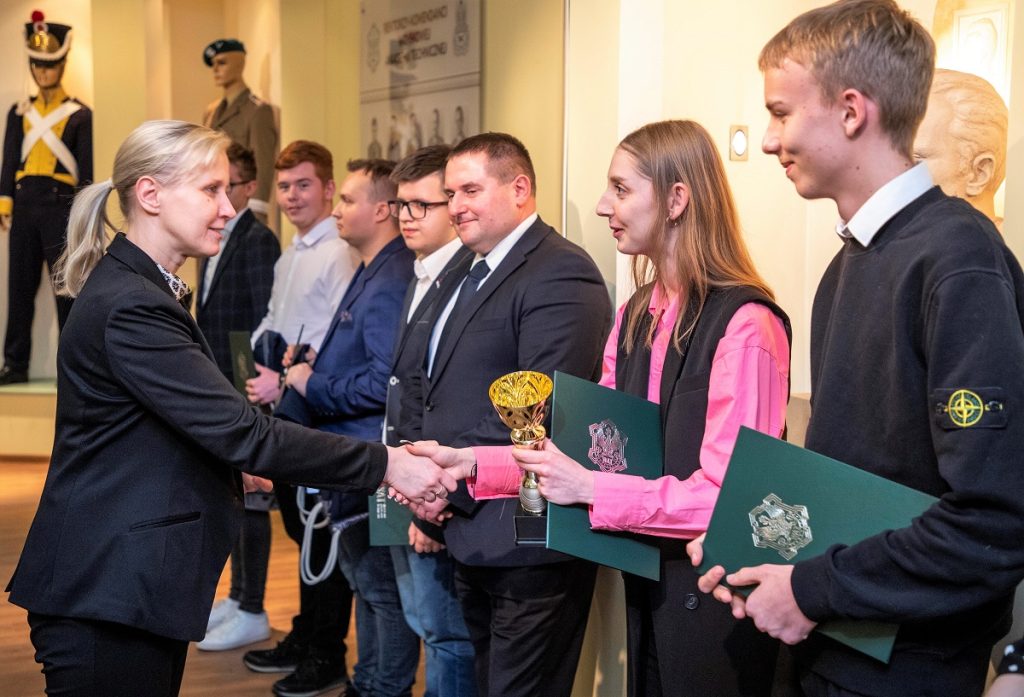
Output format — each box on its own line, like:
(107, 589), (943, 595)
(1004, 0), (1024, 258)
(0, 1), (94, 379)
(224, 0), (282, 108)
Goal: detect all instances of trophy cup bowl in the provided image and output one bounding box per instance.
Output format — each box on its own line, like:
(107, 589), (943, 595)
(488, 370), (553, 519)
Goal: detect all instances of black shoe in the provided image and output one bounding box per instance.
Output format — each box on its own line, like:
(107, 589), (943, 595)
(271, 656), (348, 697)
(0, 366), (28, 385)
(242, 632), (308, 674)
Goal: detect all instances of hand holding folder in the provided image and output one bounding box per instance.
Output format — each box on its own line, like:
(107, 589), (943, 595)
(545, 371), (663, 580)
(697, 427), (937, 663)
(692, 549), (816, 646)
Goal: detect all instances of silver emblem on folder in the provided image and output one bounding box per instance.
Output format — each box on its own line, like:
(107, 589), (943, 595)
(749, 494), (812, 560)
(588, 419), (628, 473)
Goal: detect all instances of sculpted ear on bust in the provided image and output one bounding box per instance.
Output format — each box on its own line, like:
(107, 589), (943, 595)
(964, 152), (995, 198)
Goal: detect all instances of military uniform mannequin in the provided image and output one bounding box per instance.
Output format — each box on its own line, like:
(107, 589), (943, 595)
(202, 39), (278, 224)
(0, 11), (92, 385)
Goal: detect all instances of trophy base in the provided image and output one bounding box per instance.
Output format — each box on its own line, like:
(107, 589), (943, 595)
(514, 512), (548, 546)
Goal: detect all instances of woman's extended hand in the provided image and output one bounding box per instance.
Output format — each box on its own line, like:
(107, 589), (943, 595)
(404, 440), (476, 482)
(511, 440), (595, 506)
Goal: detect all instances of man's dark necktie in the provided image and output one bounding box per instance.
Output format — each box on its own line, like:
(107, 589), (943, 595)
(433, 259), (489, 369)
(212, 98), (228, 125)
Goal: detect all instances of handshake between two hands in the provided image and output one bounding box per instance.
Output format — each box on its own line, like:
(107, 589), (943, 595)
(381, 440), (476, 525)
(381, 438), (599, 526)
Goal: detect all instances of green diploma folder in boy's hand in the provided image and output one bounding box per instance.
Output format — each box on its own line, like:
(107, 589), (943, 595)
(228, 331), (256, 396)
(369, 488), (413, 546)
(699, 427), (938, 663)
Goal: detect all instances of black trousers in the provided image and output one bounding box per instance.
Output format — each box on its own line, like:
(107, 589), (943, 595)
(454, 558), (596, 697)
(623, 552), (779, 697)
(275, 482), (353, 663)
(27, 612), (188, 697)
(228, 508), (272, 613)
(4, 177), (75, 371)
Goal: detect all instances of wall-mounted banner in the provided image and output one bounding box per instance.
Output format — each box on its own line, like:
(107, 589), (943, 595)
(360, 0), (480, 159)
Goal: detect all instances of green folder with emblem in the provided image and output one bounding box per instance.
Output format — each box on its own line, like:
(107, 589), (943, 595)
(228, 331), (256, 396)
(368, 488), (413, 546)
(699, 427), (938, 663)
(547, 371), (663, 581)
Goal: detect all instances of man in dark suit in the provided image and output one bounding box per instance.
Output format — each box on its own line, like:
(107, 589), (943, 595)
(385, 145), (476, 696)
(276, 159), (419, 697)
(193, 143), (280, 652)
(411, 133), (612, 697)
(196, 143), (279, 378)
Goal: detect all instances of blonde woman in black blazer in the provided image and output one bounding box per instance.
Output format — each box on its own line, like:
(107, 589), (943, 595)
(6, 120), (455, 697)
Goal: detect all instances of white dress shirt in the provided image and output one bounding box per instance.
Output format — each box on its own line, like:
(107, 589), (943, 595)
(408, 236), (464, 322)
(836, 163), (934, 247)
(251, 216), (359, 353)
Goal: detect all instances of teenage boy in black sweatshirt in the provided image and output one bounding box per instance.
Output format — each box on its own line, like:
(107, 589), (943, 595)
(691, 1), (1024, 696)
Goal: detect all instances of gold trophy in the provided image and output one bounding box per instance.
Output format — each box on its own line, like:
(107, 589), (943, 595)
(489, 371), (553, 542)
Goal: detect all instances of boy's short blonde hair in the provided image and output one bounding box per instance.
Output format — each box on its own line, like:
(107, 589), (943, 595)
(760, 0), (934, 157)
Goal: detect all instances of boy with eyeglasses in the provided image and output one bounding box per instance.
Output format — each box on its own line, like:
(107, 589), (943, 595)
(385, 145), (477, 697)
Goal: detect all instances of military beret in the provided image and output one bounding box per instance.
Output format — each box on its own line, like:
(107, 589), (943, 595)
(203, 38), (246, 66)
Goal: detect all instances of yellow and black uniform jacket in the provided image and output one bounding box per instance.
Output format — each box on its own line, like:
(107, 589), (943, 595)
(0, 88), (93, 215)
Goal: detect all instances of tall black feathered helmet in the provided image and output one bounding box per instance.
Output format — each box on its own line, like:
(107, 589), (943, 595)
(25, 10), (72, 67)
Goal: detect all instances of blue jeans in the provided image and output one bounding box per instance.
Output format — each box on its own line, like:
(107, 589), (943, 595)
(337, 520), (420, 697)
(391, 544), (477, 697)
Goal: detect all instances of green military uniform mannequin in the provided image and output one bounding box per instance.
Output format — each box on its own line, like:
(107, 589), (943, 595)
(201, 39), (278, 224)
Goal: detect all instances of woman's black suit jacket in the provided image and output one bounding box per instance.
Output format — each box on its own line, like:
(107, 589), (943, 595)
(7, 234), (387, 642)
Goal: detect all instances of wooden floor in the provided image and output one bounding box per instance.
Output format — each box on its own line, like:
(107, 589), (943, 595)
(0, 457), (425, 696)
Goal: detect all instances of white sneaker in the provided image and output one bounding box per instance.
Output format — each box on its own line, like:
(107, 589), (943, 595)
(196, 609), (271, 651)
(206, 597), (240, 632)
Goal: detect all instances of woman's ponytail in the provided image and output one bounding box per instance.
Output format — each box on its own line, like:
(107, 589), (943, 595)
(53, 179), (115, 298)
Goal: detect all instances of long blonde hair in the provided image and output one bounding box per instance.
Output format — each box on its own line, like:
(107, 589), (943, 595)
(619, 120), (772, 353)
(54, 120), (230, 297)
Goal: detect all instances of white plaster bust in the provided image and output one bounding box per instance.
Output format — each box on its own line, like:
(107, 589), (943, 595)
(914, 68), (1008, 225)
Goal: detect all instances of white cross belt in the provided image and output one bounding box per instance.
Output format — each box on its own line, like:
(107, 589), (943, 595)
(21, 101), (82, 183)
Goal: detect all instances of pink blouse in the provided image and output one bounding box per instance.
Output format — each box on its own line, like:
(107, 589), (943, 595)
(470, 286), (790, 540)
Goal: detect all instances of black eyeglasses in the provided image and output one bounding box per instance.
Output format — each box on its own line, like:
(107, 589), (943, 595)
(387, 199), (449, 220)
(226, 180), (253, 193)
